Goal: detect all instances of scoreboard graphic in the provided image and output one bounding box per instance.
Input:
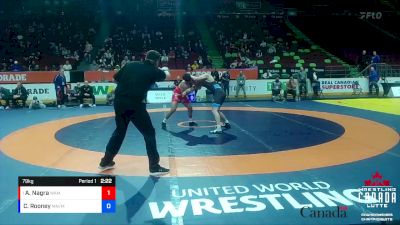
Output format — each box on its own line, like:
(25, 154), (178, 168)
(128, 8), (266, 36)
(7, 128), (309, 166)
(18, 177), (116, 213)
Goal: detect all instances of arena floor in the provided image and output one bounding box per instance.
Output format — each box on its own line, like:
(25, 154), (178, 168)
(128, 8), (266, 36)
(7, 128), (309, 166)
(0, 99), (399, 225)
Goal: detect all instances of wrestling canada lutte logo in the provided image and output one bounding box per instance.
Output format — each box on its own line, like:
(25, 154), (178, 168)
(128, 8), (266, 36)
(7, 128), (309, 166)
(359, 172), (396, 223)
(359, 172), (396, 208)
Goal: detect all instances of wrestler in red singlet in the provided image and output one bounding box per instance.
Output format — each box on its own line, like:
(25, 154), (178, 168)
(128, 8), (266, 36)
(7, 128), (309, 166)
(162, 73), (197, 128)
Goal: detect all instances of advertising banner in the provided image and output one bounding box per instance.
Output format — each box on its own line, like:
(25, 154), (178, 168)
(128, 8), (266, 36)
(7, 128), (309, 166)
(0, 71), (58, 84)
(69, 82), (176, 102)
(146, 90), (174, 103)
(388, 87), (400, 97)
(189, 68), (259, 80)
(319, 78), (369, 93)
(258, 67), (325, 79)
(1, 83), (57, 101)
(2, 77), (398, 104)
(0, 68), (258, 84)
(70, 83), (117, 102)
(84, 68), (259, 82)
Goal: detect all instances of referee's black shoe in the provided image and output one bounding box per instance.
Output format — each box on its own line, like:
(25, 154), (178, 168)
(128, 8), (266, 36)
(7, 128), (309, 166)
(98, 160), (116, 172)
(150, 166), (170, 177)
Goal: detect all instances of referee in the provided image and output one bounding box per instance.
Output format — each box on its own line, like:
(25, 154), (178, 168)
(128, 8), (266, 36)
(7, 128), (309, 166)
(99, 50), (170, 176)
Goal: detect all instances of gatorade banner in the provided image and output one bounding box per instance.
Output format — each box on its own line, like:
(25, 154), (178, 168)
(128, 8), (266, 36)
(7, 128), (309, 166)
(0, 71), (58, 84)
(0, 83), (57, 102)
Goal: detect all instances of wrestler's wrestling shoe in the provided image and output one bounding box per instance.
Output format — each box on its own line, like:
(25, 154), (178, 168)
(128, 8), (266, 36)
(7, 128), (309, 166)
(98, 160), (116, 172)
(222, 123), (231, 129)
(150, 166), (170, 177)
(209, 129), (223, 134)
(189, 121), (198, 126)
(161, 121), (167, 129)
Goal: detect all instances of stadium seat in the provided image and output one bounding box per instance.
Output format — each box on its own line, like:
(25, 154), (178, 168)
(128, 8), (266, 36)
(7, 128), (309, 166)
(298, 59), (305, 64)
(274, 64), (282, 68)
(295, 63), (303, 68)
(324, 59), (332, 64)
(293, 55), (300, 60)
(256, 60), (264, 65)
(281, 73), (289, 79)
(309, 63), (317, 68)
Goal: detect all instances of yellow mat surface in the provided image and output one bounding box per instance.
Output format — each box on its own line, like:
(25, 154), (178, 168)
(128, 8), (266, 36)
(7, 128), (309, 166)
(316, 98), (400, 115)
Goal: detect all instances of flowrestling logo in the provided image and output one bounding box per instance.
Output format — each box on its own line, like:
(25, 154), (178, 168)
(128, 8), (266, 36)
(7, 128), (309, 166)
(360, 12), (383, 20)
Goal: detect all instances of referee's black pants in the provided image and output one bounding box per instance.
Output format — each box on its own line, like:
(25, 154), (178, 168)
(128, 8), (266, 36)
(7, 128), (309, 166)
(222, 82), (229, 96)
(104, 103), (160, 170)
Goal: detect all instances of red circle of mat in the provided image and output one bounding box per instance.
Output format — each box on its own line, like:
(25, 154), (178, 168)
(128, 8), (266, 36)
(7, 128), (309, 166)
(177, 120), (216, 128)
